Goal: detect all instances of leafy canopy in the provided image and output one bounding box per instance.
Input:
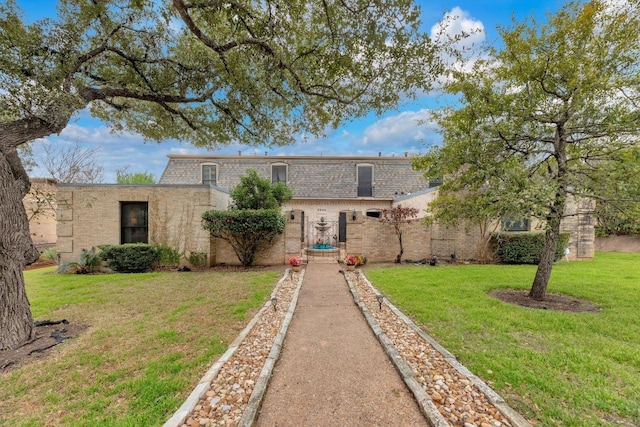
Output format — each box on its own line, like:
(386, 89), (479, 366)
(116, 169), (156, 184)
(414, 0), (640, 298)
(0, 0), (443, 149)
(230, 169), (292, 210)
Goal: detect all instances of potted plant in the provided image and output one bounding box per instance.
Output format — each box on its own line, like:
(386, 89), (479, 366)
(289, 256), (303, 272)
(343, 254), (358, 271)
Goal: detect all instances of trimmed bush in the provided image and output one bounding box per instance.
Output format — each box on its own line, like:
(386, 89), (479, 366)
(187, 252), (208, 268)
(153, 244), (182, 269)
(99, 244), (160, 273)
(490, 232), (570, 264)
(202, 209), (285, 266)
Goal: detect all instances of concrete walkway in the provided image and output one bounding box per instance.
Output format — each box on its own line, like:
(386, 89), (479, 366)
(255, 261), (428, 426)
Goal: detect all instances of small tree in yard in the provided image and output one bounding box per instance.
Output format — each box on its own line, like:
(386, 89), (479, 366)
(415, 0), (640, 300)
(381, 205), (419, 263)
(202, 210), (285, 267)
(202, 170), (292, 267)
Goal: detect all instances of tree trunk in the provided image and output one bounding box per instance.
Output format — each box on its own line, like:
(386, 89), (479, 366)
(395, 230), (404, 263)
(530, 123), (570, 301)
(0, 149), (41, 350)
(529, 218), (560, 300)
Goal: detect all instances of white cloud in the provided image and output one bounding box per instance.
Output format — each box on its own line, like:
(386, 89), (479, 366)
(429, 7), (487, 84)
(358, 109), (439, 153)
(431, 7), (485, 51)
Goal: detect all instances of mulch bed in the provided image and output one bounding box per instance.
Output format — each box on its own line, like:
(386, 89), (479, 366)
(0, 320), (88, 373)
(490, 289), (600, 313)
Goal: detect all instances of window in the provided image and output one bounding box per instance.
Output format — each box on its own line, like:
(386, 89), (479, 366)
(121, 202), (148, 243)
(202, 164), (217, 186)
(357, 165), (373, 197)
(502, 218), (530, 232)
(339, 212), (347, 242)
(366, 210), (381, 218)
(272, 164), (287, 184)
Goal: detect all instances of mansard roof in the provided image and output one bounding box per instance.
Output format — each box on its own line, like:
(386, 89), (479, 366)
(158, 154), (429, 200)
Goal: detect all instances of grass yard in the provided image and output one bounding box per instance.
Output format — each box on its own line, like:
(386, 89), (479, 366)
(0, 267), (280, 426)
(365, 252), (640, 427)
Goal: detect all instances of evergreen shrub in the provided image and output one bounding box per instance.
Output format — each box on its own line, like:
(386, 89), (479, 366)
(99, 244), (160, 272)
(490, 232), (570, 264)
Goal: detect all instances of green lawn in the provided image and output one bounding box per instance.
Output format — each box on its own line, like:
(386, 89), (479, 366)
(365, 252), (640, 427)
(0, 267), (279, 426)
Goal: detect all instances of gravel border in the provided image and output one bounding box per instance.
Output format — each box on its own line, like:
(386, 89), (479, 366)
(344, 269), (533, 427)
(165, 266), (533, 427)
(164, 269), (304, 427)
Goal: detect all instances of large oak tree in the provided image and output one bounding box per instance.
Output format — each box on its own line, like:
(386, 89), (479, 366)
(0, 0), (444, 350)
(415, 0), (640, 300)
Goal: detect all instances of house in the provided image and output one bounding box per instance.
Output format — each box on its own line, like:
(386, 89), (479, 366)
(56, 154), (595, 265)
(25, 178), (58, 250)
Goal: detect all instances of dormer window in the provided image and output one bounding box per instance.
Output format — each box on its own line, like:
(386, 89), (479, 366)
(357, 164), (373, 197)
(272, 164), (287, 184)
(202, 164), (217, 186)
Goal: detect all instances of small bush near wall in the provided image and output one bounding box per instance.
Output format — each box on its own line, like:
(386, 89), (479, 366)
(490, 232), (570, 264)
(187, 252), (208, 269)
(154, 244), (182, 269)
(99, 244), (160, 273)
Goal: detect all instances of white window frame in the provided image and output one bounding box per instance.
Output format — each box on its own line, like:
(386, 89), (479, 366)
(201, 163), (218, 186)
(271, 163), (288, 185)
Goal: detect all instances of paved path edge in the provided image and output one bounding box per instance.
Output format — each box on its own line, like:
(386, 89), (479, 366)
(344, 271), (449, 427)
(163, 269), (303, 427)
(346, 270), (533, 427)
(238, 269), (305, 427)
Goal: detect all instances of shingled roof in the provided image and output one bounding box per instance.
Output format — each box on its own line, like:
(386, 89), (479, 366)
(158, 155), (429, 199)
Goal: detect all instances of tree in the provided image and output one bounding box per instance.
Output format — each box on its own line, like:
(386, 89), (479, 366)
(116, 168), (155, 184)
(380, 205), (419, 263)
(202, 170), (292, 266)
(40, 143), (104, 183)
(0, 0), (443, 350)
(415, 0), (640, 300)
(230, 169), (292, 210)
(202, 209), (285, 267)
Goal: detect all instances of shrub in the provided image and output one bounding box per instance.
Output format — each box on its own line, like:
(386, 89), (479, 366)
(153, 244), (181, 269)
(187, 252), (208, 269)
(99, 244), (160, 273)
(40, 247), (57, 262)
(57, 247), (101, 274)
(202, 209), (285, 267)
(490, 232), (570, 264)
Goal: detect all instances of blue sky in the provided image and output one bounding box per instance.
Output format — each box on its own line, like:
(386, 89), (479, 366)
(20, 0), (564, 182)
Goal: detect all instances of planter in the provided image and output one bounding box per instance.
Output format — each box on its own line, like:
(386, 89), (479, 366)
(292, 265), (301, 272)
(346, 264), (355, 271)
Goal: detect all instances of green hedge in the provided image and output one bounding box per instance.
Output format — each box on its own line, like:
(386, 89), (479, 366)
(99, 244), (160, 273)
(202, 209), (285, 267)
(490, 232), (570, 264)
